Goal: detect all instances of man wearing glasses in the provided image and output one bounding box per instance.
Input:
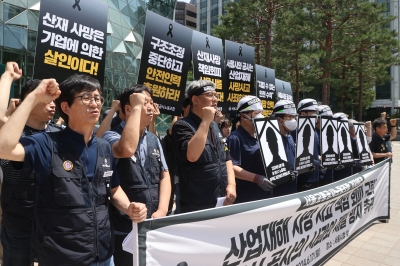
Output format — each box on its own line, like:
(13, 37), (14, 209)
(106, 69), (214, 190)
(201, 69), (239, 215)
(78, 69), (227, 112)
(172, 80), (236, 213)
(0, 63), (62, 265)
(102, 84), (171, 266)
(0, 74), (147, 265)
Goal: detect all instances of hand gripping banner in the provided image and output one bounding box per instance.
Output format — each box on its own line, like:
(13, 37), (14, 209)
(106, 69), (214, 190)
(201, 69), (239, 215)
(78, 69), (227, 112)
(134, 160), (390, 266)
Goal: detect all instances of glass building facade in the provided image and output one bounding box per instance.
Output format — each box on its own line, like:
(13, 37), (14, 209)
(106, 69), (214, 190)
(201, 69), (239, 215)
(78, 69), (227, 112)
(196, 0), (236, 35)
(0, 0), (176, 134)
(375, 0), (391, 100)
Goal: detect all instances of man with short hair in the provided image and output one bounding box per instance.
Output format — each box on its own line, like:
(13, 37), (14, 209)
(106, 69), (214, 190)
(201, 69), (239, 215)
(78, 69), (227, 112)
(291, 98), (320, 191)
(172, 80), (236, 212)
(332, 112), (353, 181)
(0, 74), (147, 265)
(103, 84), (171, 266)
(316, 105), (334, 186)
(161, 95), (190, 215)
(369, 117), (397, 164)
(227, 96), (275, 203)
(0, 62), (62, 265)
(272, 100), (298, 196)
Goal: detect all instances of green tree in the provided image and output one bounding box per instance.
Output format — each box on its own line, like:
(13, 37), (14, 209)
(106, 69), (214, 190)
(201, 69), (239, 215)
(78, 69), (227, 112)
(272, 2), (320, 105)
(328, 1), (400, 119)
(213, 0), (290, 67)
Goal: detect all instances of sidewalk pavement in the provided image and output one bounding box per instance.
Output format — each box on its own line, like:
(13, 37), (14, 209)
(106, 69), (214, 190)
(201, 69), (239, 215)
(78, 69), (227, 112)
(325, 141), (400, 266)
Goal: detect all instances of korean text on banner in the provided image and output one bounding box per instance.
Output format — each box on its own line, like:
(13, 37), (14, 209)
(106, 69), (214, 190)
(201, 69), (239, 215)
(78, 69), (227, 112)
(136, 160), (390, 266)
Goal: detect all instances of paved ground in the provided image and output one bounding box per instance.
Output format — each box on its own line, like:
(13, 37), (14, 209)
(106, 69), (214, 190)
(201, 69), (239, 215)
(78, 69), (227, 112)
(325, 141), (400, 266)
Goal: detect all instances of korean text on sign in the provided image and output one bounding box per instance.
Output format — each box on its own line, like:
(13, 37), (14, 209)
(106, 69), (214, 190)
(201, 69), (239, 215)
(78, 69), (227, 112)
(44, 49), (99, 75)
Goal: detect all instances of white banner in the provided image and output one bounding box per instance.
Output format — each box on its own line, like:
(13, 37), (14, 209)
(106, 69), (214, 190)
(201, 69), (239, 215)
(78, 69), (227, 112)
(137, 161), (390, 266)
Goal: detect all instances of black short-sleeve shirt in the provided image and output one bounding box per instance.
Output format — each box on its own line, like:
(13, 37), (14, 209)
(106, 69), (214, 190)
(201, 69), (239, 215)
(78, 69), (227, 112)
(172, 111), (231, 163)
(369, 133), (390, 164)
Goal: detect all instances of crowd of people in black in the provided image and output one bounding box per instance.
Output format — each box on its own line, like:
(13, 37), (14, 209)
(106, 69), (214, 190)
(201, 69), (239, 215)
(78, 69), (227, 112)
(0, 62), (396, 265)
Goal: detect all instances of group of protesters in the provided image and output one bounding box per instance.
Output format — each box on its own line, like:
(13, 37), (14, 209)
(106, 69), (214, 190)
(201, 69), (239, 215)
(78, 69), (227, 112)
(0, 61), (396, 265)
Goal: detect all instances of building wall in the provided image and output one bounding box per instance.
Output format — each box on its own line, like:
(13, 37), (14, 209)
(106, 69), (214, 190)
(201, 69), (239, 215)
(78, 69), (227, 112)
(370, 0), (400, 116)
(175, 1), (197, 30)
(196, 0), (234, 35)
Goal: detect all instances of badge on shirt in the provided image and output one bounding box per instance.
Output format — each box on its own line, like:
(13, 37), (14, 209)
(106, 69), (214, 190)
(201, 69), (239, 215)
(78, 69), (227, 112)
(103, 171), (113, 177)
(102, 159), (110, 167)
(63, 160), (73, 171)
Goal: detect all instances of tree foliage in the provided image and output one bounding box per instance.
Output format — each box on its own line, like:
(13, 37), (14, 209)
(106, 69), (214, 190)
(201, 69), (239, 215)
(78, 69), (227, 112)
(213, 0), (400, 118)
(213, 0), (290, 67)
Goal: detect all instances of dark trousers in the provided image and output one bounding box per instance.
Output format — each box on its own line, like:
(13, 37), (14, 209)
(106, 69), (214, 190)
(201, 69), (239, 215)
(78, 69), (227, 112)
(297, 182), (319, 192)
(1, 225), (33, 266)
(174, 183), (180, 214)
(319, 177), (333, 187)
(113, 233), (132, 266)
(180, 203), (215, 213)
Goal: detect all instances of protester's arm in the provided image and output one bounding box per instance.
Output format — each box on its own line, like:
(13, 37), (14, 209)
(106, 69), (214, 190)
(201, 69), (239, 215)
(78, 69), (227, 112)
(389, 119), (397, 140)
(96, 100), (119, 138)
(227, 134), (256, 181)
(0, 79), (59, 162)
(152, 140), (170, 218)
(186, 107), (215, 162)
(168, 116), (179, 135)
(151, 171), (171, 218)
(232, 165), (257, 181)
(365, 121), (372, 141)
(370, 151), (375, 164)
(148, 103), (160, 136)
(111, 186), (147, 223)
(214, 109), (224, 124)
(111, 93), (145, 158)
(371, 152), (392, 158)
(223, 160), (236, 205)
(5, 99), (20, 119)
(0, 62), (22, 128)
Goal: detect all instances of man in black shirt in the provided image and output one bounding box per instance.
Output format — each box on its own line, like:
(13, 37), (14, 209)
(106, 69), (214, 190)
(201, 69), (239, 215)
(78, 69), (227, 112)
(172, 80), (236, 213)
(369, 118), (397, 164)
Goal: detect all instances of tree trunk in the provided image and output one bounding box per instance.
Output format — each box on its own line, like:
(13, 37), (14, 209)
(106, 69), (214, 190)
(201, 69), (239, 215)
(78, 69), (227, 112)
(322, 13), (333, 105)
(358, 51), (363, 121)
(264, 1), (273, 67)
(340, 58), (347, 112)
(256, 34), (261, 65)
(295, 38), (300, 106)
(322, 72), (330, 105)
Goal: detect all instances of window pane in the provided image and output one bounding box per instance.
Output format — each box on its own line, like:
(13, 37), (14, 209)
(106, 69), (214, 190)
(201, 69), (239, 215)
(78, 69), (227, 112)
(4, 25), (27, 49)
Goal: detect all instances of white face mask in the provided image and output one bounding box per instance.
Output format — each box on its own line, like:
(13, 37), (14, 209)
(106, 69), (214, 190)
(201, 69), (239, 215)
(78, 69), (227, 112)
(284, 118), (297, 131)
(253, 113), (264, 119)
(243, 112), (264, 122)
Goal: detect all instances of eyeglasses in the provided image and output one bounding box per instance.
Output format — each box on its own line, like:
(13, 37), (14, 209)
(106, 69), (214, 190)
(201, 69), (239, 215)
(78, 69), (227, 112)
(284, 115), (296, 120)
(201, 92), (220, 100)
(74, 94), (104, 106)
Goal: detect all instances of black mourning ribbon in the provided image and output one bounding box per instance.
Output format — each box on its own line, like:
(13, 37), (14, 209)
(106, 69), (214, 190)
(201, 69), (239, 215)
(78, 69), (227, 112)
(167, 24), (173, 38)
(265, 69), (268, 78)
(72, 0), (81, 11)
(238, 46), (243, 56)
(283, 83), (286, 90)
(206, 37), (210, 49)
